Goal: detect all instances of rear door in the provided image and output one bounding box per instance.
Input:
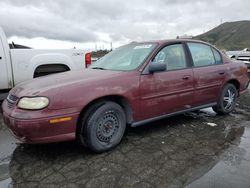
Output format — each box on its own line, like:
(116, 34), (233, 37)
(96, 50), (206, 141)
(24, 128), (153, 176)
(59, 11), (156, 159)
(186, 42), (226, 106)
(139, 43), (195, 120)
(0, 38), (9, 89)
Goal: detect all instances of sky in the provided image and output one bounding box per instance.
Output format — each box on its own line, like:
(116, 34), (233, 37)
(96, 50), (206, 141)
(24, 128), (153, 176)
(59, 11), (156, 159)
(0, 0), (249, 50)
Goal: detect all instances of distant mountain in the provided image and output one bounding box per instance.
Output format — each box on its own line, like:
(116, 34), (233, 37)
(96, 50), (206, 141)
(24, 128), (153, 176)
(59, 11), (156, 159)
(194, 20), (250, 50)
(91, 49), (110, 58)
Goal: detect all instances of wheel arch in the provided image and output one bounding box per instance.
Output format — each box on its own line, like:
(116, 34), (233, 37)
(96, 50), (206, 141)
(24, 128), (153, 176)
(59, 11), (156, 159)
(33, 64), (70, 78)
(28, 53), (74, 79)
(226, 79), (240, 95)
(76, 95), (134, 134)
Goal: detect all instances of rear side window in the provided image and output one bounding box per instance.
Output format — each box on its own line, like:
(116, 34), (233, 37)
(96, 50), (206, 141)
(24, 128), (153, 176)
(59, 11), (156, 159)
(152, 44), (187, 71)
(212, 48), (222, 64)
(187, 43), (216, 67)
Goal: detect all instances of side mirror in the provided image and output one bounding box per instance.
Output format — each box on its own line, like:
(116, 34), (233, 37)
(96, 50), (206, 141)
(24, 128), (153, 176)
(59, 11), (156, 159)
(148, 63), (166, 73)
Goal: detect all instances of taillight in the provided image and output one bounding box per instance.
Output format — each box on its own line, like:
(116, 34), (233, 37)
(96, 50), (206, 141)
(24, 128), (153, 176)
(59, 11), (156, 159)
(85, 52), (91, 68)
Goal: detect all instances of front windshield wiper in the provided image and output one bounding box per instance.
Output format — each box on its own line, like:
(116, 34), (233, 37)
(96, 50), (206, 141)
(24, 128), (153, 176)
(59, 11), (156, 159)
(91, 67), (106, 70)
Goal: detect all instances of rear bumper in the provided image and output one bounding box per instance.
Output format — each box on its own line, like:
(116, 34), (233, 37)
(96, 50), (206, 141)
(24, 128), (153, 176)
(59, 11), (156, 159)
(2, 101), (79, 144)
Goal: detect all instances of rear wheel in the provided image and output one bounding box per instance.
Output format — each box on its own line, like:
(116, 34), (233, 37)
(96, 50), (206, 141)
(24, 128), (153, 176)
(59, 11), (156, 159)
(79, 101), (126, 153)
(212, 84), (237, 115)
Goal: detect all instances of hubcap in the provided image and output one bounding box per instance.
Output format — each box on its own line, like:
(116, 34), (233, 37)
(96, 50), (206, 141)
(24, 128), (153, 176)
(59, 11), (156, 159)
(96, 112), (119, 142)
(223, 88), (235, 110)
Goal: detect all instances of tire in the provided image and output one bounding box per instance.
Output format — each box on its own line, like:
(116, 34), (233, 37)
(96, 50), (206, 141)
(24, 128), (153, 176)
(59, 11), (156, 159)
(79, 101), (126, 153)
(212, 84), (237, 115)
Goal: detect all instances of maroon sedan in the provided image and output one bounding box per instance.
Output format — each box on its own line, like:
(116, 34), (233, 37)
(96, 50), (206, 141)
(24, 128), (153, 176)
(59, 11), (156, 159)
(2, 39), (249, 152)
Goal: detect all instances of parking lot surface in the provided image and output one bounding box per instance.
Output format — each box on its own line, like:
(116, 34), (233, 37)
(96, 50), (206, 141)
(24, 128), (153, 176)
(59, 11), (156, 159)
(1, 89), (250, 188)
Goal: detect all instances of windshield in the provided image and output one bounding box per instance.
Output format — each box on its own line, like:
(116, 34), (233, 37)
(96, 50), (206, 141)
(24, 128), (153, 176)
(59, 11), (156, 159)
(90, 43), (157, 71)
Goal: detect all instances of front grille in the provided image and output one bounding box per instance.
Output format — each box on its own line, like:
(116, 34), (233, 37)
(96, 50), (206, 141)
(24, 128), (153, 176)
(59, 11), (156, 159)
(7, 94), (19, 109)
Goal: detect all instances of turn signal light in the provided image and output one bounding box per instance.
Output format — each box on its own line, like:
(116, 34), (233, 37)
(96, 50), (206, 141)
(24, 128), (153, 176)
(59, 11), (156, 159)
(50, 117), (72, 124)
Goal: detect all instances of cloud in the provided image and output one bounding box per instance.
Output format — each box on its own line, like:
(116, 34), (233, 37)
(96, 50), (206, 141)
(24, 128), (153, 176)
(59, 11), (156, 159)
(0, 0), (250, 46)
(0, 1), (97, 42)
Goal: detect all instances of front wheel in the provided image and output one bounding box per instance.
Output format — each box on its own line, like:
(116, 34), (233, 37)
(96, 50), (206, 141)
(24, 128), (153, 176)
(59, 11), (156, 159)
(79, 101), (126, 153)
(212, 84), (237, 115)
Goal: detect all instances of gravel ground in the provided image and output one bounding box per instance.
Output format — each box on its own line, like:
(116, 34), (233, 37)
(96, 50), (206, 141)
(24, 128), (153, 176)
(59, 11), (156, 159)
(0, 90), (250, 188)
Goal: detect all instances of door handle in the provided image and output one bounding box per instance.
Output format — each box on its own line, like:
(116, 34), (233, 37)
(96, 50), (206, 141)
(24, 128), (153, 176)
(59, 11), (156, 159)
(0, 56), (2, 60)
(182, 75), (191, 80)
(219, 71), (225, 75)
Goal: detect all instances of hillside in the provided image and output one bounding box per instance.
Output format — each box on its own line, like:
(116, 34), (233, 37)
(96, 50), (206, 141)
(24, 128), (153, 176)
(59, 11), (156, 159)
(91, 49), (110, 58)
(195, 20), (250, 50)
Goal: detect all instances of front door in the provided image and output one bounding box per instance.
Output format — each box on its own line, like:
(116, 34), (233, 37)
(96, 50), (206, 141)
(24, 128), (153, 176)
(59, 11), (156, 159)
(139, 43), (195, 120)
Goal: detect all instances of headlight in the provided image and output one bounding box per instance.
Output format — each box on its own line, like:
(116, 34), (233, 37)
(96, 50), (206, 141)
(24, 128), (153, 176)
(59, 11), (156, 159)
(17, 97), (49, 110)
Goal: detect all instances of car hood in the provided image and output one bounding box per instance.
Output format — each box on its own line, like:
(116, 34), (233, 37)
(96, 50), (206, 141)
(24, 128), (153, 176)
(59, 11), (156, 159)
(10, 69), (124, 97)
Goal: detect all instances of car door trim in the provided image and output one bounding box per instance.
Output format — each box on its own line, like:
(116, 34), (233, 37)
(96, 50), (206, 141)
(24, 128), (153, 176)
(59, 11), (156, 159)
(131, 102), (217, 127)
(141, 88), (194, 100)
(195, 83), (222, 90)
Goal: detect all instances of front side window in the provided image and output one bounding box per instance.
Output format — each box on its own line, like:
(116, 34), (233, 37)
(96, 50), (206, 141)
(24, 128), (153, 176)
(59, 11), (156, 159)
(187, 43), (216, 67)
(152, 44), (187, 70)
(90, 43), (157, 71)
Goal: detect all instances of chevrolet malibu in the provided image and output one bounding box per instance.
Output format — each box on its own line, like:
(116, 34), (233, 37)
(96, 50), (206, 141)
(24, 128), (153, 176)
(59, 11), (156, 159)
(2, 39), (249, 152)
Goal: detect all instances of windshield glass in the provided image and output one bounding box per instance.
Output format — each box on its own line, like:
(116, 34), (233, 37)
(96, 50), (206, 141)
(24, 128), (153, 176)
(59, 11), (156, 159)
(90, 43), (157, 71)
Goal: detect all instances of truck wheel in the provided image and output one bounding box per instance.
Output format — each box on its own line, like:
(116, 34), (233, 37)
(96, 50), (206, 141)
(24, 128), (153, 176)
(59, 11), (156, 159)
(212, 84), (237, 115)
(79, 101), (126, 153)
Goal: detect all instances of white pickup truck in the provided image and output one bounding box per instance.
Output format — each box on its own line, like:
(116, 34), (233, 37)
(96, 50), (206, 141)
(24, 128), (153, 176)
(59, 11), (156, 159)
(0, 27), (91, 99)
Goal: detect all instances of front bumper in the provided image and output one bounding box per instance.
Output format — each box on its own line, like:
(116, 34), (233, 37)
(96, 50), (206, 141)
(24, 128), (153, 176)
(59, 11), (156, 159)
(2, 100), (80, 144)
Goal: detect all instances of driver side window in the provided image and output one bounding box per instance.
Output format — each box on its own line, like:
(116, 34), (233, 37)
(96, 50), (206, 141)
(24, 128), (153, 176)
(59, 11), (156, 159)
(152, 44), (187, 71)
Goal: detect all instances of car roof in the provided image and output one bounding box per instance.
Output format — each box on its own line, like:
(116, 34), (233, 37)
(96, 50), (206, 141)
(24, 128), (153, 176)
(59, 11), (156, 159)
(135, 39), (210, 45)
